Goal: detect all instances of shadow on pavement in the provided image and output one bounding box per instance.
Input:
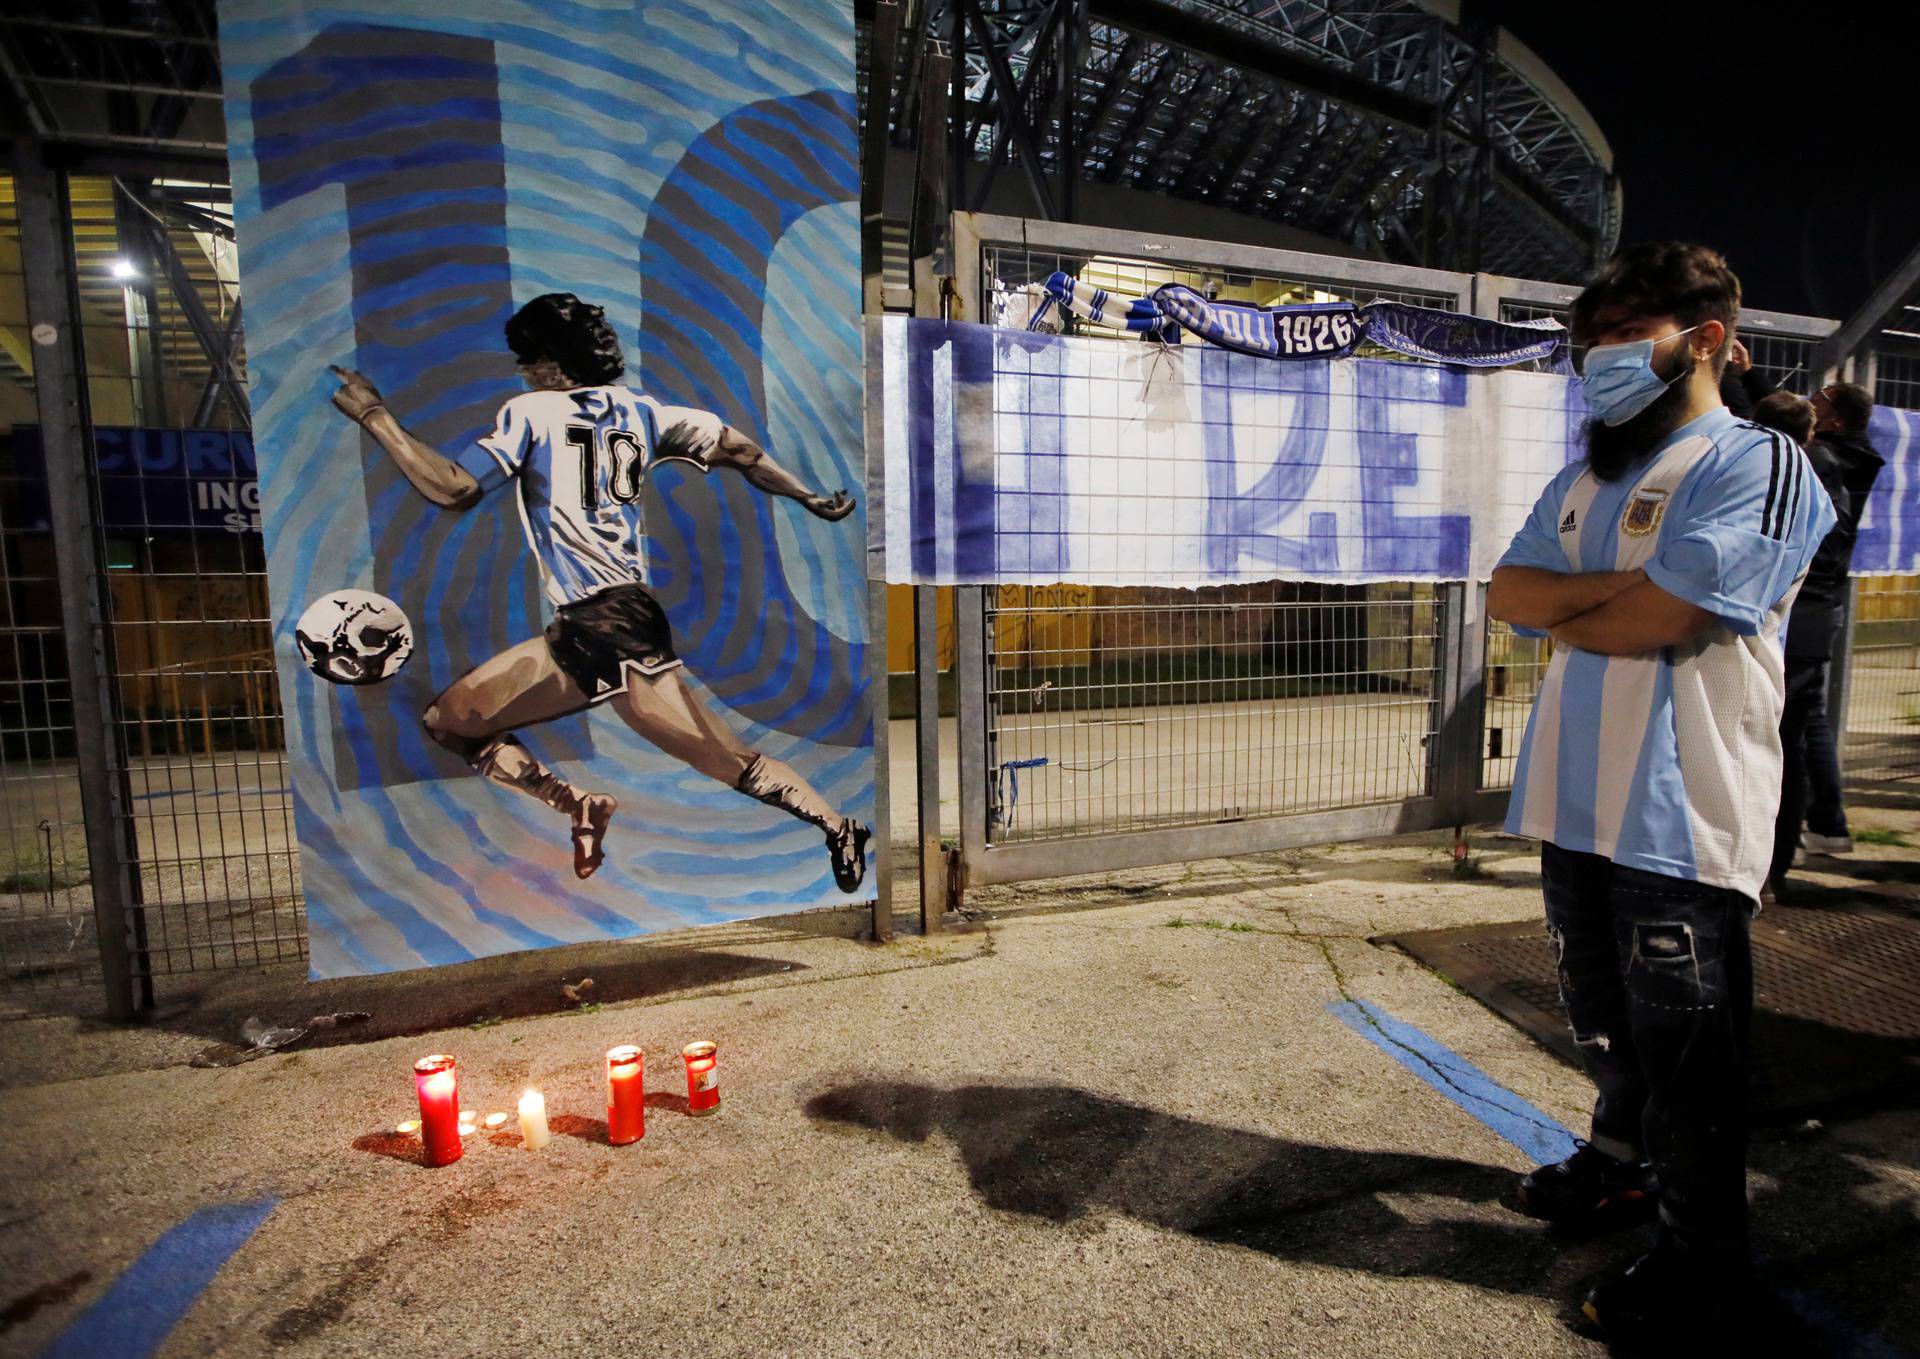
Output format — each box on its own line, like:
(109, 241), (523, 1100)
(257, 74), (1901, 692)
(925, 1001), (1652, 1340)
(806, 1079), (1920, 1357)
(807, 1078), (1561, 1298)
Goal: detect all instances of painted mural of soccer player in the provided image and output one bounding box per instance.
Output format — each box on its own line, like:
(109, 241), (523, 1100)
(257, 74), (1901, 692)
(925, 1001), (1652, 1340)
(327, 293), (870, 891)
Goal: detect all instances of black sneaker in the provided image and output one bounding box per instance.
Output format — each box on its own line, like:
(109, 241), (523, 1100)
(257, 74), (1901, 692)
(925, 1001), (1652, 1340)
(1517, 1140), (1657, 1234)
(1582, 1238), (1752, 1343)
(827, 818), (871, 893)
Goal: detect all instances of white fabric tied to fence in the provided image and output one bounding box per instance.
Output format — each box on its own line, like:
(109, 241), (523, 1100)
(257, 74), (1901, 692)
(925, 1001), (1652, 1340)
(879, 316), (1920, 587)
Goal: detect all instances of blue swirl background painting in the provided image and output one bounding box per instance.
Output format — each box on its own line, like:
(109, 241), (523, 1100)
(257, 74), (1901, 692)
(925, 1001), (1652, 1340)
(217, 1), (872, 977)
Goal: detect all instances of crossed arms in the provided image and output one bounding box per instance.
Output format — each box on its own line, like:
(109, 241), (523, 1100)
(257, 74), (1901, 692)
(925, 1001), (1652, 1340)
(1487, 566), (1716, 656)
(328, 366), (854, 521)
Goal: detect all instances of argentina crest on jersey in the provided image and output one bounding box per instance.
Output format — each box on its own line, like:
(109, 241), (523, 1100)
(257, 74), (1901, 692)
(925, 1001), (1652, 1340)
(1621, 487), (1670, 538)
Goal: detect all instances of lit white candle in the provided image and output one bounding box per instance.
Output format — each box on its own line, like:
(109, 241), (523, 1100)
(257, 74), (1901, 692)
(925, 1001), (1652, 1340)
(518, 1089), (550, 1150)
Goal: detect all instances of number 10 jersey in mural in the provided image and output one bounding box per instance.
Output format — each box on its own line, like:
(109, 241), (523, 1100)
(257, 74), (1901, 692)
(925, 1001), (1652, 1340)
(330, 293), (870, 891)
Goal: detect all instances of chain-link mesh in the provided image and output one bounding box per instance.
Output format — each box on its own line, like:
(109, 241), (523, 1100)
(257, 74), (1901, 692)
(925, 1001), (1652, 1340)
(57, 170), (301, 989)
(983, 582), (1443, 841)
(0, 174), (105, 997)
(1846, 577), (1920, 785)
(975, 240), (1456, 845)
(986, 243), (1460, 344)
(1481, 619), (1550, 792)
(1874, 348), (1920, 411)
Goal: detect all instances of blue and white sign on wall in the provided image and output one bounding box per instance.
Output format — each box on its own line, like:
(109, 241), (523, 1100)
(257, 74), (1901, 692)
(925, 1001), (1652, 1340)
(220, 1), (874, 977)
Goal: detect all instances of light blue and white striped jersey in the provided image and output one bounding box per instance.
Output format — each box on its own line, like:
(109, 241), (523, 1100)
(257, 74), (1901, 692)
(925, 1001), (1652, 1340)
(1499, 404), (1836, 898)
(456, 387), (723, 608)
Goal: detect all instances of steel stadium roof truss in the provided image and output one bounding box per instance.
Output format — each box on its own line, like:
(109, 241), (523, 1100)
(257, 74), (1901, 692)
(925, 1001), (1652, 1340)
(876, 0), (1620, 281)
(5, 1), (1612, 285)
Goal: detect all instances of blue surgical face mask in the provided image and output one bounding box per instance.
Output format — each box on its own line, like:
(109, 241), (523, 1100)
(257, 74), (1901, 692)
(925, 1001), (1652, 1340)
(1577, 324), (1701, 427)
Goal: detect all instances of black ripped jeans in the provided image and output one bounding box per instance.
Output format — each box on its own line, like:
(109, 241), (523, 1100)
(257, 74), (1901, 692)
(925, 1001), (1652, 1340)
(1540, 842), (1755, 1257)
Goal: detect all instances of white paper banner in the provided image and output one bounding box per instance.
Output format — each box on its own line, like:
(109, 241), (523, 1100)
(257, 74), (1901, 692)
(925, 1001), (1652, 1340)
(881, 317), (1920, 584)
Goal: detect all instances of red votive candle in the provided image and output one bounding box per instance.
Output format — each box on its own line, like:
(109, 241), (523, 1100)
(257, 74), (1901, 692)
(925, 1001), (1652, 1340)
(413, 1054), (462, 1167)
(682, 1041), (719, 1116)
(606, 1045), (645, 1145)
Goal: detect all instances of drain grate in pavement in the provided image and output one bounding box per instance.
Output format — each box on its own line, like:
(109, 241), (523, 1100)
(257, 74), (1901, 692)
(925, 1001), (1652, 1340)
(1382, 896), (1920, 1121)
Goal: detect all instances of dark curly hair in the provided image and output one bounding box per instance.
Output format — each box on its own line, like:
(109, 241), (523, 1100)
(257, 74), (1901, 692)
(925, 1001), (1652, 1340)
(505, 293), (624, 385)
(1753, 390), (1815, 445)
(1821, 381), (1874, 432)
(1570, 242), (1742, 376)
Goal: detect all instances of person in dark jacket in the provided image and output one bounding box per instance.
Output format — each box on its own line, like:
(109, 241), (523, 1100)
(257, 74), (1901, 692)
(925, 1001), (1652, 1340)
(1768, 381), (1885, 891)
(1718, 339), (1780, 418)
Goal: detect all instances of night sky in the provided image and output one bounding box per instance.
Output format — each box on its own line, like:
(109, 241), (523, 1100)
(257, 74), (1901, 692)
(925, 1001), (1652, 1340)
(1477, 0), (1919, 321)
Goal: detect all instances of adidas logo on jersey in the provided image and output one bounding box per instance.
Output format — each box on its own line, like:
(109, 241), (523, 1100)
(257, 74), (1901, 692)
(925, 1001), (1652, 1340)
(1559, 509), (1577, 534)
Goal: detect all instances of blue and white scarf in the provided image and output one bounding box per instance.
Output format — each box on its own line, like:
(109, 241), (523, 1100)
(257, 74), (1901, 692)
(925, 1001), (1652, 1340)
(1361, 301), (1563, 368)
(1153, 284), (1360, 359)
(1037, 270), (1561, 369)
(1031, 273), (1181, 343)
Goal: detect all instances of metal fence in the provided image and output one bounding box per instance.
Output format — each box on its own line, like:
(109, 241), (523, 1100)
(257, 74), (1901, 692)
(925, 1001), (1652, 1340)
(940, 214), (1859, 892)
(1481, 622), (1551, 792)
(1, 170), (1909, 1006)
(2, 162), (302, 1012)
(982, 583), (1445, 843)
(0, 174), (102, 998)
(1844, 577), (1920, 785)
(1871, 347), (1920, 412)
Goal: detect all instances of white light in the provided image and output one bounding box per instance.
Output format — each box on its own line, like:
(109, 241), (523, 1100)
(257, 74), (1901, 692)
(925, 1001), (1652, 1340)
(109, 259), (138, 280)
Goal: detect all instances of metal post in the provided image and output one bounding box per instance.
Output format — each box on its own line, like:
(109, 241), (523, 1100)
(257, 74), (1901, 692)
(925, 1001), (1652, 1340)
(1830, 576), (1858, 775)
(110, 185), (166, 424)
(860, 4), (903, 944)
(14, 142), (147, 1019)
(954, 583), (987, 896)
(861, 1), (901, 320)
(909, 42), (953, 284)
(914, 586), (948, 930)
(946, 0), (968, 220)
(1431, 581), (1485, 825)
(861, 324), (895, 946)
(1056, 0), (1078, 221)
(907, 28), (956, 930)
(866, 573), (895, 943)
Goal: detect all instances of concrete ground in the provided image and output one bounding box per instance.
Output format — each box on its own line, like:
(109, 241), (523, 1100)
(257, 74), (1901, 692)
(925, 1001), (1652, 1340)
(3, 813), (1920, 1357)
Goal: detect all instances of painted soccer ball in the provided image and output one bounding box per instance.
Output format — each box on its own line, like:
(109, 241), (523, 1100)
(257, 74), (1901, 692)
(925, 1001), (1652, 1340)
(294, 589), (414, 686)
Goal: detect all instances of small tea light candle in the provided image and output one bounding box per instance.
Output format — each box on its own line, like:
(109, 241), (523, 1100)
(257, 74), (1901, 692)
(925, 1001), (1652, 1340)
(682, 1041), (719, 1116)
(517, 1089), (550, 1151)
(606, 1045), (645, 1145)
(413, 1054), (462, 1167)
(395, 1119), (420, 1136)
(483, 1112), (509, 1130)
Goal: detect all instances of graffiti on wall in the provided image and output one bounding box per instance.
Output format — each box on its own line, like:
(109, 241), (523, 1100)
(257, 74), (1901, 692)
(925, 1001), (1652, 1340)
(220, 1), (873, 977)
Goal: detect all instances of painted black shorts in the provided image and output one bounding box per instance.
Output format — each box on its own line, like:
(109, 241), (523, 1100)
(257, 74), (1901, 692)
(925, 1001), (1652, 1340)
(545, 583), (681, 702)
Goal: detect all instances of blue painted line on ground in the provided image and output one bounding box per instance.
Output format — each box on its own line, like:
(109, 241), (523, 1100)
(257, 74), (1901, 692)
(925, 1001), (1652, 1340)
(1331, 999), (1917, 1359)
(42, 1197), (278, 1359)
(1779, 1289), (1919, 1359)
(1329, 998), (1581, 1167)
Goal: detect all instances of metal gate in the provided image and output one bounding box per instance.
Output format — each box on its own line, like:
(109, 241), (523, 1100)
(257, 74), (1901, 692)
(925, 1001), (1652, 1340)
(3, 157), (301, 1016)
(937, 213), (1857, 892)
(943, 215), (1505, 885)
